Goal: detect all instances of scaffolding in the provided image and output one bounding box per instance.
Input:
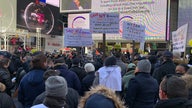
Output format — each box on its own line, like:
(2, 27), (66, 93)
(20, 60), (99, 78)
(36, 28), (41, 51)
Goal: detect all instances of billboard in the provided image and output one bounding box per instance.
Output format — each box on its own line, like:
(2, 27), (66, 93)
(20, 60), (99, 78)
(92, 0), (168, 41)
(17, 0), (63, 35)
(60, 0), (91, 13)
(0, 0), (16, 31)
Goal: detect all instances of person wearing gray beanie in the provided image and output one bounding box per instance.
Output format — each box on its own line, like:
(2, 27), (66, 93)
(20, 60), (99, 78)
(136, 59), (151, 73)
(125, 59), (159, 108)
(31, 76), (68, 108)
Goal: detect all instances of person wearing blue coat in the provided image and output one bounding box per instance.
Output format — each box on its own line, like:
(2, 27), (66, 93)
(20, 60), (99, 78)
(18, 52), (47, 108)
(54, 57), (81, 94)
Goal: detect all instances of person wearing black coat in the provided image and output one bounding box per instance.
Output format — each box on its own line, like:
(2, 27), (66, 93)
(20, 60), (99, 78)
(155, 75), (192, 108)
(0, 57), (13, 96)
(153, 51), (176, 84)
(81, 63), (95, 95)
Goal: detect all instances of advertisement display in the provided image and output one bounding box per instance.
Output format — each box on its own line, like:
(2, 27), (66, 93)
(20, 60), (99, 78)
(17, 0), (63, 35)
(45, 36), (63, 52)
(60, 0), (91, 13)
(92, 0), (167, 40)
(68, 13), (90, 29)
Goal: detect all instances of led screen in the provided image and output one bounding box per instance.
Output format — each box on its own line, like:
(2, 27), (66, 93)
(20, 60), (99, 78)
(17, 0), (62, 35)
(92, 0), (168, 41)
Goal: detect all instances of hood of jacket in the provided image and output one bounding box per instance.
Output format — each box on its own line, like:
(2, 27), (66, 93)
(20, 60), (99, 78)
(79, 86), (125, 108)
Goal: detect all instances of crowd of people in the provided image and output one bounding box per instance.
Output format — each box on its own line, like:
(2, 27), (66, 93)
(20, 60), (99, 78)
(1, 48), (192, 108)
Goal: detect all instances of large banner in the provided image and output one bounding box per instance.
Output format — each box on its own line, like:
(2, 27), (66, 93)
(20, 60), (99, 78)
(172, 23), (188, 52)
(64, 28), (93, 47)
(90, 13), (119, 33)
(122, 22), (145, 42)
(92, 0), (167, 40)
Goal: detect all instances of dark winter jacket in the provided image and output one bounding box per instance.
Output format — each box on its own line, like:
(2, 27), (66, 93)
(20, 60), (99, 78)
(125, 72), (159, 108)
(69, 65), (87, 81)
(18, 69), (45, 108)
(81, 71), (95, 94)
(0, 68), (13, 96)
(155, 98), (192, 108)
(54, 64), (81, 94)
(152, 60), (176, 84)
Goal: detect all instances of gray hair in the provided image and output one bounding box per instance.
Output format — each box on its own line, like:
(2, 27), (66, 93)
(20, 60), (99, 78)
(137, 59), (151, 73)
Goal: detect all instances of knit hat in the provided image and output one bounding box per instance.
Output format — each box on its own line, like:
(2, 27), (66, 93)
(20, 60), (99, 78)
(84, 63), (95, 72)
(72, 57), (80, 65)
(137, 59), (151, 73)
(54, 57), (65, 64)
(128, 63), (136, 69)
(84, 93), (115, 108)
(45, 76), (68, 97)
(163, 51), (173, 58)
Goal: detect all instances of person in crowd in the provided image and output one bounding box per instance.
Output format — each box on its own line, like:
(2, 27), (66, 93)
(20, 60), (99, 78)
(33, 69), (80, 108)
(155, 75), (192, 108)
(33, 69), (61, 105)
(69, 57), (87, 82)
(81, 63), (95, 95)
(187, 67), (192, 75)
(182, 74), (192, 99)
(54, 57), (82, 94)
(122, 63), (136, 98)
(0, 82), (15, 108)
(176, 63), (189, 76)
(78, 85), (125, 108)
(153, 51), (176, 84)
(172, 51), (186, 65)
(31, 76), (68, 108)
(125, 59), (159, 108)
(0, 57), (13, 96)
(95, 56), (122, 92)
(148, 55), (158, 75)
(18, 52), (47, 108)
(114, 51), (128, 76)
(46, 57), (54, 69)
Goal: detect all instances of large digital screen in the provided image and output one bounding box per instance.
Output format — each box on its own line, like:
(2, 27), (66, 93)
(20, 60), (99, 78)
(92, 0), (168, 41)
(60, 0), (92, 13)
(17, 0), (62, 35)
(178, 0), (192, 44)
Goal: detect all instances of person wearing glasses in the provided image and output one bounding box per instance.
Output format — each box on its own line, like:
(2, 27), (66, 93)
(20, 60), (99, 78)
(155, 75), (192, 108)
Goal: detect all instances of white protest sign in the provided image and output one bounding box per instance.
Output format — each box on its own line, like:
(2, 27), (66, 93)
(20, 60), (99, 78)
(122, 22), (145, 42)
(172, 23), (188, 52)
(90, 13), (119, 33)
(64, 28), (93, 47)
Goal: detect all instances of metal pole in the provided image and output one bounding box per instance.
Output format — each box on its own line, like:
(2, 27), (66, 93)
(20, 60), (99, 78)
(102, 33), (106, 59)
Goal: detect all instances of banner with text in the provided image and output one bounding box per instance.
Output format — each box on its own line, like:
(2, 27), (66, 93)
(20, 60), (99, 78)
(122, 22), (145, 42)
(90, 13), (119, 33)
(172, 23), (188, 52)
(64, 28), (93, 47)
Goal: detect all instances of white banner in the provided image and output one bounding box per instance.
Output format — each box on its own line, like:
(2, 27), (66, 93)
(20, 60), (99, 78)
(45, 36), (63, 52)
(172, 23), (188, 52)
(90, 13), (119, 33)
(122, 22), (145, 42)
(64, 28), (93, 47)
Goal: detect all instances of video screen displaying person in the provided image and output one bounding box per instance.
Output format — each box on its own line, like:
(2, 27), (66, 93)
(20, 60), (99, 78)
(60, 0), (91, 13)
